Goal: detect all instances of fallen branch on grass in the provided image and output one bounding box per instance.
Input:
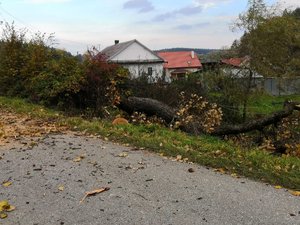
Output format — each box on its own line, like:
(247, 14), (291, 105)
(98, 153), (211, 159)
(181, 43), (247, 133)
(118, 97), (300, 136)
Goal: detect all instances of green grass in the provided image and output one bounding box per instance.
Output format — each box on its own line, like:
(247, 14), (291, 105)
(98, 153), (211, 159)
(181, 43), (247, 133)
(248, 93), (300, 115)
(1, 96), (300, 190)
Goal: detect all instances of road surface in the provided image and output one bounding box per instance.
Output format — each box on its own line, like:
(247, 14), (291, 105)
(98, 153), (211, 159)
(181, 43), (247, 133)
(1, 133), (299, 225)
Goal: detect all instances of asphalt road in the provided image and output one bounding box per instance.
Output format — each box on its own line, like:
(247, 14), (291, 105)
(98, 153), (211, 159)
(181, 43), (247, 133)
(1, 134), (300, 225)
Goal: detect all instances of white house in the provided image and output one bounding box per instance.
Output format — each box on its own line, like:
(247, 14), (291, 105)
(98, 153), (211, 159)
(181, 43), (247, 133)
(101, 40), (165, 82)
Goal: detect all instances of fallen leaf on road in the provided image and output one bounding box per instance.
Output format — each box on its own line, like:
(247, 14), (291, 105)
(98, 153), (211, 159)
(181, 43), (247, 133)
(0, 200), (15, 217)
(274, 185), (283, 189)
(118, 152), (128, 158)
(213, 168), (226, 174)
(5, 205), (15, 212)
(2, 181), (12, 187)
(289, 190), (300, 196)
(58, 185), (65, 191)
(0, 201), (9, 212)
(80, 187), (110, 203)
(176, 155), (182, 161)
(73, 155), (85, 162)
(231, 173), (240, 178)
(0, 213), (7, 219)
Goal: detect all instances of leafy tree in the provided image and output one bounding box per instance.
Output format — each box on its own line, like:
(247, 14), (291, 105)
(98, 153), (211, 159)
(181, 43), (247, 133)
(0, 23), (27, 96)
(248, 15), (300, 78)
(28, 49), (85, 106)
(234, 0), (269, 32)
(0, 22), (85, 108)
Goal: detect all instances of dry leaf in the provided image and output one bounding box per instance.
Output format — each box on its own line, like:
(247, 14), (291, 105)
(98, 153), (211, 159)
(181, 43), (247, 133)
(0, 200), (15, 213)
(0, 213), (7, 219)
(214, 168), (226, 174)
(58, 185), (65, 191)
(289, 190), (300, 196)
(2, 181), (12, 187)
(176, 155), (182, 161)
(231, 173), (239, 178)
(5, 205), (15, 212)
(274, 185), (283, 189)
(118, 152), (128, 158)
(80, 187), (110, 203)
(0, 201), (9, 212)
(73, 155), (85, 162)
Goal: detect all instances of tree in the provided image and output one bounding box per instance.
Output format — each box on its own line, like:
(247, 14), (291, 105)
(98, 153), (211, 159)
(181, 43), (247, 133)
(234, 0), (269, 32)
(0, 23), (27, 96)
(248, 15), (300, 78)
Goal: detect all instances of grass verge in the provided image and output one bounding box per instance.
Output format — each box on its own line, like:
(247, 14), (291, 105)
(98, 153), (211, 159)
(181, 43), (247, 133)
(248, 93), (300, 115)
(1, 96), (300, 190)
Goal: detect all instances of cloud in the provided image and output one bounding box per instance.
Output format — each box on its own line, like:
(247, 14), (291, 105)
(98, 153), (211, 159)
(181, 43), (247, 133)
(193, 0), (232, 9)
(153, 5), (203, 22)
(175, 22), (210, 30)
(123, 0), (154, 13)
(23, 0), (71, 3)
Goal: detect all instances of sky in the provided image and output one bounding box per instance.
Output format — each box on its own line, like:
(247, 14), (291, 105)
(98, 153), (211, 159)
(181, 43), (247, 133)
(0, 0), (299, 54)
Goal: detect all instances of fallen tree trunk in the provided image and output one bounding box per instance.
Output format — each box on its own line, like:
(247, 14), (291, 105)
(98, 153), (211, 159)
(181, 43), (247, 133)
(118, 97), (300, 136)
(118, 97), (177, 124)
(211, 101), (299, 136)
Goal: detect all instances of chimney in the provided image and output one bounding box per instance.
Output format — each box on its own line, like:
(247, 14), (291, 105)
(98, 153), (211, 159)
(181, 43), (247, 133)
(191, 51), (195, 59)
(115, 40), (119, 45)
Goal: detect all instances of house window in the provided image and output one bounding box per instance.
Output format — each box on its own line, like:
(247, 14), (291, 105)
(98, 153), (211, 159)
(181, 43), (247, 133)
(148, 67), (153, 76)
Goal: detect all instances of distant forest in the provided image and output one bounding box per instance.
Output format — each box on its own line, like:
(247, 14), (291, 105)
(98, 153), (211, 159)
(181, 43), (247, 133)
(155, 48), (218, 55)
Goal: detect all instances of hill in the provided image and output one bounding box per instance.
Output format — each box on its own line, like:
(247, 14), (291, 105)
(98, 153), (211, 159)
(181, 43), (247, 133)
(155, 47), (218, 55)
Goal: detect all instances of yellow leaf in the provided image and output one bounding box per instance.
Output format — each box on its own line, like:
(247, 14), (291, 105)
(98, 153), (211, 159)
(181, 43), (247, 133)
(2, 181), (12, 187)
(73, 155), (85, 162)
(289, 190), (300, 196)
(0, 201), (9, 212)
(118, 152), (128, 157)
(176, 155), (182, 161)
(58, 185), (65, 191)
(231, 173), (239, 178)
(0, 213), (7, 219)
(6, 205), (15, 212)
(274, 185), (283, 189)
(214, 168), (226, 174)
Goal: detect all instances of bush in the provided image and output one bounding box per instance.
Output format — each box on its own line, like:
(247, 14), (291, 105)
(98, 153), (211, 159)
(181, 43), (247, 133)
(76, 49), (129, 116)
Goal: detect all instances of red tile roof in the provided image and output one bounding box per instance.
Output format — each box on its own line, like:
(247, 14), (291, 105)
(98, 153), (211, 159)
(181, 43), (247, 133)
(221, 57), (250, 67)
(157, 51), (202, 69)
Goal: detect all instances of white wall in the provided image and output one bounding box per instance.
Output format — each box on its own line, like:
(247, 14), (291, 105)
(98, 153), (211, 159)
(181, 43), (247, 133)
(112, 42), (160, 61)
(122, 63), (166, 82)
